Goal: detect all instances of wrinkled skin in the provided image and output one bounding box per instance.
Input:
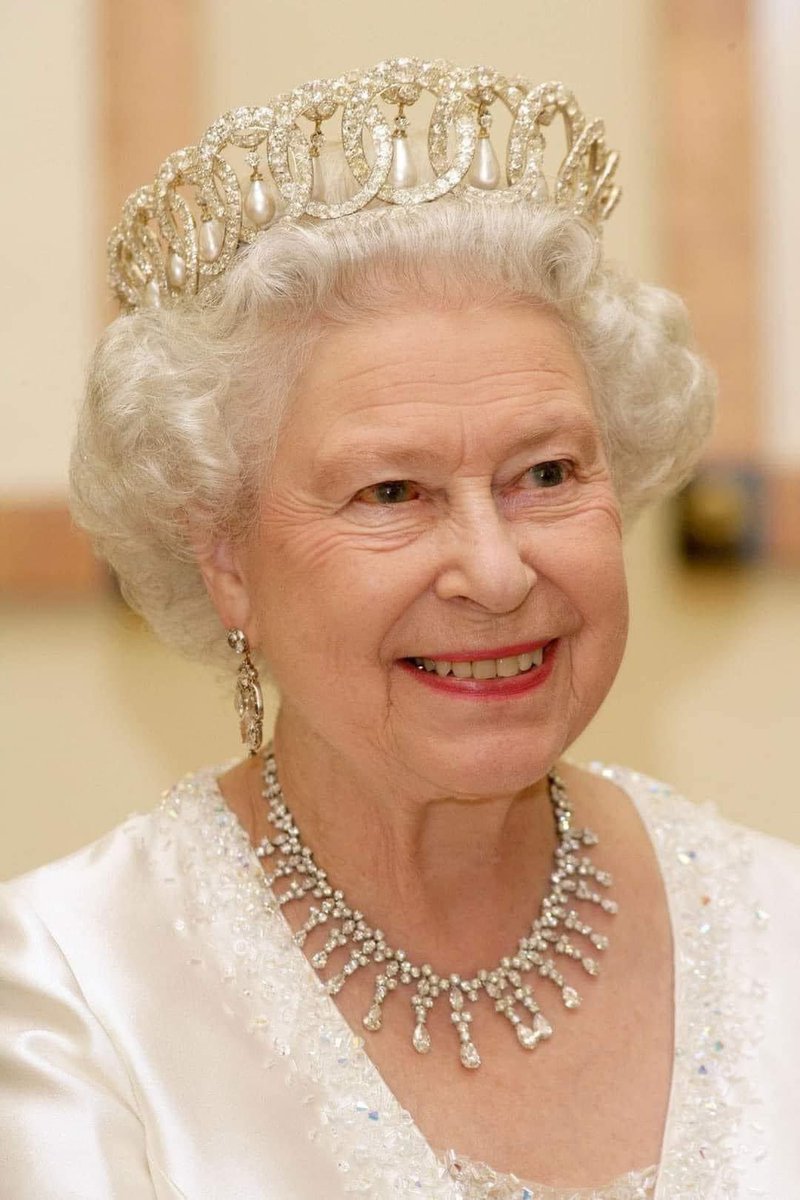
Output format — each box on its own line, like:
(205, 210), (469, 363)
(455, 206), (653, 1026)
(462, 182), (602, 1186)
(203, 301), (628, 818)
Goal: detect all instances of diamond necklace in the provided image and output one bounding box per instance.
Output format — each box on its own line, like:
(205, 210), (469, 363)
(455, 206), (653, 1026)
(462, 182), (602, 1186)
(256, 747), (618, 1070)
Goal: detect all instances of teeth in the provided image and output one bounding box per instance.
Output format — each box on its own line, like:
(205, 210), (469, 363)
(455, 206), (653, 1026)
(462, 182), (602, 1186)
(496, 656), (519, 678)
(410, 646), (547, 679)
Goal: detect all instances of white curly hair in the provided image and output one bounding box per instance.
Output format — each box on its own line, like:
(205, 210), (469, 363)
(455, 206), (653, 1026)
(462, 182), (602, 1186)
(70, 197), (715, 666)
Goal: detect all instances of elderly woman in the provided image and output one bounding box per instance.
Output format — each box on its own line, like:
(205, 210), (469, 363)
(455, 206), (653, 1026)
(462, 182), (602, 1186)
(1, 58), (797, 1200)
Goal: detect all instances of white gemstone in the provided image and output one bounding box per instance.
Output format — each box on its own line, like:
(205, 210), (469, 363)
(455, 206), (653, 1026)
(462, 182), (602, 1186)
(562, 985), (581, 1009)
(533, 1012), (553, 1038)
(362, 1004), (382, 1031)
(367, 1003), (383, 1032)
(515, 1024), (540, 1049)
(460, 1041), (481, 1070)
(582, 956), (599, 976)
(198, 217), (224, 263)
(468, 135), (502, 190)
(166, 251), (187, 289)
(389, 135), (417, 189)
(244, 178), (274, 226)
(326, 971), (345, 995)
(412, 1023), (431, 1053)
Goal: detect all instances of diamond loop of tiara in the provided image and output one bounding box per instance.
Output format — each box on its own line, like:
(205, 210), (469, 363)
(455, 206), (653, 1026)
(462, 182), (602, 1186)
(108, 56), (621, 314)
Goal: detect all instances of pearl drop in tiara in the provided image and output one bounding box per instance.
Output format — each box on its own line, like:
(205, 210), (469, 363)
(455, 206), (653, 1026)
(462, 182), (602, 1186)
(108, 56), (621, 314)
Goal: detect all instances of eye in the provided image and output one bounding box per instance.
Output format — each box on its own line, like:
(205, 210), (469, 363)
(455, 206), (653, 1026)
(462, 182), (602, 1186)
(353, 480), (422, 505)
(524, 460), (571, 488)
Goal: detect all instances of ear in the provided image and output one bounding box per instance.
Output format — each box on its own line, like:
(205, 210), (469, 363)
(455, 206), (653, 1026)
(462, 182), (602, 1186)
(195, 536), (254, 641)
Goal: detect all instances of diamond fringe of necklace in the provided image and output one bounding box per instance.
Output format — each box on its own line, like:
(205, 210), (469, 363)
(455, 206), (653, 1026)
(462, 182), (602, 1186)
(256, 748), (618, 1070)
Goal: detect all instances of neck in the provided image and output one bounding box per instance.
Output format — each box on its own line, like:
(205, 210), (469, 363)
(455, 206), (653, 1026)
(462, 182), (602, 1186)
(260, 707), (561, 974)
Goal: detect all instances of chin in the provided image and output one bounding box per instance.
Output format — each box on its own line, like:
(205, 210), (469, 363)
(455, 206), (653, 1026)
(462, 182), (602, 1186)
(410, 726), (572, 800)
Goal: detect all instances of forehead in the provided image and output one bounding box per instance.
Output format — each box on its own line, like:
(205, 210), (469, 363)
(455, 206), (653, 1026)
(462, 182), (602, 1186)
(282, 302), (596, 455)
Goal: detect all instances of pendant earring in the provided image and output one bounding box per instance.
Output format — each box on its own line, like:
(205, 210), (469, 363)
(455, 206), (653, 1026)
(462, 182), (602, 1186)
(226, 629), (264, 756)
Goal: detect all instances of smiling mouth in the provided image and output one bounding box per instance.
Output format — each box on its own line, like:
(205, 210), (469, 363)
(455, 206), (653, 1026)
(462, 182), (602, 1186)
(403, 644), (551, 680)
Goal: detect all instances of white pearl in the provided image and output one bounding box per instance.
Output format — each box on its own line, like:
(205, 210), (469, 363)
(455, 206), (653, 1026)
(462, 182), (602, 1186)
(198, 217), (224, 263)
(142, 279), (161, 308)
(389, 136), (417, 189)
(244, 178), (274, 226)
(166, 251), (187, 289)
(468, 136), (501, 190)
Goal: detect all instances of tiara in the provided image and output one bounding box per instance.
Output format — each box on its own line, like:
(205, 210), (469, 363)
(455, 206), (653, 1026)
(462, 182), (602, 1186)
(108, 56), (621, 314)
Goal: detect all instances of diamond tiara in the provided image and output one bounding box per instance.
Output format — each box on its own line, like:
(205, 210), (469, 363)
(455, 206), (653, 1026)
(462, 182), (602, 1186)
(108, 56), (621, 314)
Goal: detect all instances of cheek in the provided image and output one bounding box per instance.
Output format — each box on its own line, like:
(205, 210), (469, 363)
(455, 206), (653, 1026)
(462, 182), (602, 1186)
(247, 509), (430, 665)
(537, 513), (628, 725)
(535, 506), (627, 631)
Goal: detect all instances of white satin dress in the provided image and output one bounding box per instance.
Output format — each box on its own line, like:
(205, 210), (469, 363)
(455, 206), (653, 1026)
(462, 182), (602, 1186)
(1, 764), (797, 1199)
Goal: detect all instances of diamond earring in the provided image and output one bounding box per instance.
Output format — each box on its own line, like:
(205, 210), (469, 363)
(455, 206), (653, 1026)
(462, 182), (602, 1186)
(226, 629), (264, 756)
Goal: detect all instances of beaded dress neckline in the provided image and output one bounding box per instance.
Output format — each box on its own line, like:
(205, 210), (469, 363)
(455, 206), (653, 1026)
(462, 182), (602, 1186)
(157, 762), (767, 1198)
(441, 1147), (657, 1198)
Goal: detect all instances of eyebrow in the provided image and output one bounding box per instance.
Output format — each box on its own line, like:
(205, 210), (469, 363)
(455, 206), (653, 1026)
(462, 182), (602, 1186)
(310, 406), (600, 487)
(309, 442), (444, 489)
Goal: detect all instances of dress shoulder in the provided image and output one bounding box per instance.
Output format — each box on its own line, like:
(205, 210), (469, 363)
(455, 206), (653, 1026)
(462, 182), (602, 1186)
(0, 819), (163, 1197)
(0, 767), (232, 1199)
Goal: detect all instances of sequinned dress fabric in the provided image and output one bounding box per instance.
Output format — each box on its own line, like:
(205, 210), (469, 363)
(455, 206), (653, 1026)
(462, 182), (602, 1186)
(1, 764), (798, 1199)
(443, 1151), (657, 1198)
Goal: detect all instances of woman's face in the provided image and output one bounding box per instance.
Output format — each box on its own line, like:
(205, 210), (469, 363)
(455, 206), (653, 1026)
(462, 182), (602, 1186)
(225, 301), (628, 799)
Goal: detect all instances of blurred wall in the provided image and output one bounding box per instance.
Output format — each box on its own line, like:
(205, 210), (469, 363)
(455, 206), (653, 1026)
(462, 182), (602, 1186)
(0, 0), (97, 497)
(1, 0), (798, 881)
(753, 0), (800, 463)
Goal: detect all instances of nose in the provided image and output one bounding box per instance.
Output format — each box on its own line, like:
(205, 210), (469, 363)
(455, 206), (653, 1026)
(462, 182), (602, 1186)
(433, 496), (537, 613)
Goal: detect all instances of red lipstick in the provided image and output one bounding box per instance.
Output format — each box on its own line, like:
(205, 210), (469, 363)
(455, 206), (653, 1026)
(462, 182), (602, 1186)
(415, 639), (550, 663)
(398, 639), (558, 700)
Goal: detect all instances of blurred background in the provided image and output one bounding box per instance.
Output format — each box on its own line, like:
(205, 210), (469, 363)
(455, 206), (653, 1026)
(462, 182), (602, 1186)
(1, 0), (798, 879)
